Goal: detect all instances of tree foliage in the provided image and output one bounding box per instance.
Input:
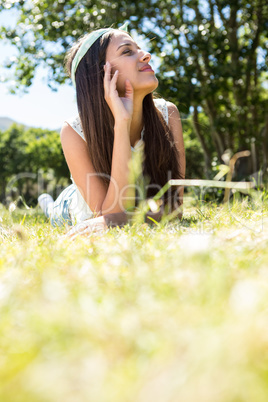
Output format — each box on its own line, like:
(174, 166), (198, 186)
(0, 124), (70, 204)
(141, 0), (268, 175)
(1, 0), (267, 177)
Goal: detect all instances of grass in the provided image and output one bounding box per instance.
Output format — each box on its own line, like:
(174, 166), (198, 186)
(1, 193), (268, 402)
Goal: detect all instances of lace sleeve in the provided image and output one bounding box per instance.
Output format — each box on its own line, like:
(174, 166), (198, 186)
(153, 98), (169, 125)
(65, 115), (86, 142)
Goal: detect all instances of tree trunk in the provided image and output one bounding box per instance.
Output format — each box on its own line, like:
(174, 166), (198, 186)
(262, 112), (268, 172)
(205, 99), (225, 159)
(192, 106), (211, 177)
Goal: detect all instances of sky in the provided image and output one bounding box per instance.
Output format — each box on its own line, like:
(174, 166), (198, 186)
(0, 9), (78, 130)
(0, 9), (158, 131)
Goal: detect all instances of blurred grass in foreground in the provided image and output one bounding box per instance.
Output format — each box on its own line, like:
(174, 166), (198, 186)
(1, 194), (268, 402)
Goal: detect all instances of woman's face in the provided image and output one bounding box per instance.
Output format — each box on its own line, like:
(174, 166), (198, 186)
(105, 31), (158, 97)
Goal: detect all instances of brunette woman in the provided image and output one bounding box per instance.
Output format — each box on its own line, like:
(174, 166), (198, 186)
(38, 23), (185, 234)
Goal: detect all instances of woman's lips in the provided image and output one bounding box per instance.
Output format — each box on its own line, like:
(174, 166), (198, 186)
(140, 65), (154, 72)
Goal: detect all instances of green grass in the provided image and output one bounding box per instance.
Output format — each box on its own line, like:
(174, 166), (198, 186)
(1, 194), (268, 402)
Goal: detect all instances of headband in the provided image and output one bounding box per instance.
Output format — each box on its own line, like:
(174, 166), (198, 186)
(71, 21), (129, 86)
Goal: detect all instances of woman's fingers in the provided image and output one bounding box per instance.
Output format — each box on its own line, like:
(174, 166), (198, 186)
(65, 216), (108, 239)
(103, 61), (133, 121)
(103, 61), (112, 95)
(104, 61), (119, 100)
(65, 221), (89, 238)
(71, 222), (107, 239)
(111, 70), (119, 88)
(103, 62), (109, 95)
(125, 79), (133, 100)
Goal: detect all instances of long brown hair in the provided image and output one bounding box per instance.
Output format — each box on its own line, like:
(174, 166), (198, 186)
(65, 29), (183, 210)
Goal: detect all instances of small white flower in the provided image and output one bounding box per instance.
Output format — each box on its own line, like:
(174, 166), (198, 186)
(9, 202), (16, 212)
(229, 279), (262, 314)
(179, 234), (211, 254)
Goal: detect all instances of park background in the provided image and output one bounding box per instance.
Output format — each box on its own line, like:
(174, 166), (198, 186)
(1, 1), (268, 401)
(1, 0), (267, 205)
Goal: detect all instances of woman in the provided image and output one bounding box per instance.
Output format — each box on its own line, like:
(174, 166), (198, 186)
(38, 23), (185, 235)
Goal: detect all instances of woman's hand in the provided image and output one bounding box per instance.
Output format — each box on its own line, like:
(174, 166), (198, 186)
(104, 61), (134, 124)
(65, 213), (128, 239)
(65, 216), (108, 239)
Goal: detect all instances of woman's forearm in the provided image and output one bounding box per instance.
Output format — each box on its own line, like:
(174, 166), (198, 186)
(103, 210), (164, 227)
(101, 120), (133, 214)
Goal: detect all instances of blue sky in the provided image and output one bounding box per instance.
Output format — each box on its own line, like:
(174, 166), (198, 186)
(0, 9), (78, 130)
(0, 10), (158, 131)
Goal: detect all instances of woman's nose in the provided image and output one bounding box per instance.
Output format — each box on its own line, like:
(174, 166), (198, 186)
(139, 50), (151, 62)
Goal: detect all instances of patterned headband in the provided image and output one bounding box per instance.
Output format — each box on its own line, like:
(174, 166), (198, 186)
(71, 21), (129, 86)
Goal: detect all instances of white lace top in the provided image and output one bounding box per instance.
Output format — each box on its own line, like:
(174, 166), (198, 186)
(65, 98), (169, 224)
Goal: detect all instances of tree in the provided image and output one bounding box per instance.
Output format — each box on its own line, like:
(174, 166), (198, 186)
(1, 0), (267, 177)
(0, 125), (27, 201)
(141, 0), (268, 177)
(0, 124), (70, 204)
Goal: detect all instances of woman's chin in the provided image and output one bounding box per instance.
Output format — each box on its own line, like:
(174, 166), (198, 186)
(146, 80), (159, 95)
(152, 77), (159, 90)
(138, 78), (159, 96)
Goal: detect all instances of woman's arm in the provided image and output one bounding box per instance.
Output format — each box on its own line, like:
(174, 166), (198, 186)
(61, 123), (107, 214)
(100, 120), (132, 214)
(101, 62), (134, 214)
(61, 62), (134, 217)
(66, 209), (164, 238)
(61, 120), (133, 216)
(167, 102), (186, 209)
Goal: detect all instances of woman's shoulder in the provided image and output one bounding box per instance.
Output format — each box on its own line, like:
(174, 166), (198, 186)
(64, 115), (85, 141)
(153, 97), (168, 111)
(153, 98), (169, 125)
(154, 98), (181, 125)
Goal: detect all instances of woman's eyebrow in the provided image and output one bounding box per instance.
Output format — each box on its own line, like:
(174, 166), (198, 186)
(116, 42), (141, 51)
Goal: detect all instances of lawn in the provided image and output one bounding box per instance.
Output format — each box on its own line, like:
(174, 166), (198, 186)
(1, 194), (268, 402)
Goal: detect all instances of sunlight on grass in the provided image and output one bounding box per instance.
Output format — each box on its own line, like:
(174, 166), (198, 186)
(1, 195), (268, 401)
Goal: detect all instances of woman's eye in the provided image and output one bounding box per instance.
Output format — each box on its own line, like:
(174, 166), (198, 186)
(123, 49), (132, 55)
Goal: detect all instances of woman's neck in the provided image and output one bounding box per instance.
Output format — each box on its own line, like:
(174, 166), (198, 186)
(129, 95), (144, 148)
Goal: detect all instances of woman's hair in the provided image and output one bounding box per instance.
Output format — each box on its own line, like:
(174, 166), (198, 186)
(65, 30), (183, 210)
